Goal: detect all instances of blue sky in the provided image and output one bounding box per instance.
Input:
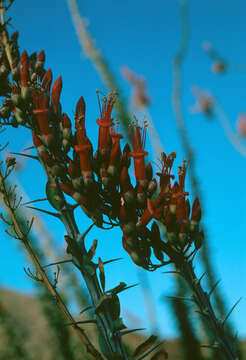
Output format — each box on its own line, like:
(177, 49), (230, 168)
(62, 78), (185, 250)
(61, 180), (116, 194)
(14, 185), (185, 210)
(1, 0), (246, 340)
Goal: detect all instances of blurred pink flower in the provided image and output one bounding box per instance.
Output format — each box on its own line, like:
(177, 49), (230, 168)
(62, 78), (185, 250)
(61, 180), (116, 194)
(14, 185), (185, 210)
(190, 86), (214, 118)
(121, 66), (151, 108)
(237, 113), (246, 137)
(212, 60), (227, 74)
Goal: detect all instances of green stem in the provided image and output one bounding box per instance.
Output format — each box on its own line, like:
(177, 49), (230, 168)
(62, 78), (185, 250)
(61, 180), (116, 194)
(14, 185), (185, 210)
(60, 206), (128, 360)
(179, 260), (238, 360)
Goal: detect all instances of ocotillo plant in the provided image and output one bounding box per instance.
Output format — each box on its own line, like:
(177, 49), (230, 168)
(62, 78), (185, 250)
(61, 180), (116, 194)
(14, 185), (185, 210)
(0, 1), (241, 360)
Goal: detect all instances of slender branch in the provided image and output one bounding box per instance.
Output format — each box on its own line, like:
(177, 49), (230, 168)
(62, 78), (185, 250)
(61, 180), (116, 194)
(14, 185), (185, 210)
(66, 0), (131, 141)
(0, 168), (103, 360)
(180, 260), (239, 360)
(59, 206), (129, 360)
(172, 0), (234, 332)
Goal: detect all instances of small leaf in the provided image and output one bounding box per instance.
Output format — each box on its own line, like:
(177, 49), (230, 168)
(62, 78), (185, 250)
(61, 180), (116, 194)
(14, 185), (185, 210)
(11, 152), (38, 160)
(26, 205), (60, 218)
(98, 257), (105, 292)
(88, 239), (97, 261)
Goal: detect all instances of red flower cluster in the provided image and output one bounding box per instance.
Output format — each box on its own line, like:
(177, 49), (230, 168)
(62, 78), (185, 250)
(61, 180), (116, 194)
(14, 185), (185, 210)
(3, 48), (203, 270)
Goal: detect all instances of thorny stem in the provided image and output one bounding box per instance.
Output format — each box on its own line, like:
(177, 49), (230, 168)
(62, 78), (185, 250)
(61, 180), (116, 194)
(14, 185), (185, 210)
(179, 260), (239, 360)
(59, 206), (129, 360)
(0, 168), (103, 360)
(172, 0), (236, 343)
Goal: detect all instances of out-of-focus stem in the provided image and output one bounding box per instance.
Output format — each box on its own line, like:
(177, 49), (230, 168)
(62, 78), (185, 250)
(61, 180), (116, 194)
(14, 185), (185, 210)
(66, 0), (131, 141)
(0, 168), (103, 360)
(180, 260), (239, 360)
(0, 4), (14, 71)
(172, 0), (233, 329)
(59, 206), (129, 360)
(9, 174), (91, 311)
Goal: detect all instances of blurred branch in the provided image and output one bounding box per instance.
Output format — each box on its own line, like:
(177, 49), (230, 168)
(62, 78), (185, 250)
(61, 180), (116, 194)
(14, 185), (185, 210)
(214, 101), (246, 158)
(0, 165), (103, 360)
(66, 0), (131, 141)
(172, 0), (238, 356)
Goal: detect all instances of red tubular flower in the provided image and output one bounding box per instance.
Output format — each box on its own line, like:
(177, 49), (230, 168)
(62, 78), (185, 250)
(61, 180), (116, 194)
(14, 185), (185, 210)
(41, 68), (53, 95)
(120, 166), (133, 194)
(108, 123), (123, 176)
(191, 197), (201, 222)
(11, 31), (19, 41)
(59, 181), (85, 203)
(100, 162), (110, 186)
(51, 76), (62, 113)
(59, 182), (74, 197)
(158, 152), (176, 192)
(96, 91), (116, 156)
(68, 160), (83, 191)
(137, 152), (177, 228)
(68, 159), (79, 179)
(32, 90), (51, 143)
(169, 182), (179, 214)
(129, 120), (148, 186)
(11, 85), (21, 106)
(178, 159), (188, 193)
(20, 50), (28, 86)
(41, 151), (53, 168)
(176, 196), (187, 222)
(32, 133), (45, 154)
(74, 96), (93, 184)
(35, 50), (45, 70)
(62, 113), (71, 130)
(145, 162), (153, 181)
(20, 50), (30, 100)
(61, 113), (72, 151)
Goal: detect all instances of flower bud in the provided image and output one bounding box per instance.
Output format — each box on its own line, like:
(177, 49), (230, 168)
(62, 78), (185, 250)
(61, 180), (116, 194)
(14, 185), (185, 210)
(147, 178), (157, 196)
(191, 197), (201, 222)
(11, 85), (21, 106)
(145, 162), (153, 181)
(12, 107), (25, 124)
(35, 50), (45, 72)
(62, 138), (71, 153)
(46, 179), (65, 210)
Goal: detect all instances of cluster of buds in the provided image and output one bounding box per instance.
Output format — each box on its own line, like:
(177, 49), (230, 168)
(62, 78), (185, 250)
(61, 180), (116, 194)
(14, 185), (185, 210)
(0, 46), (203, 271)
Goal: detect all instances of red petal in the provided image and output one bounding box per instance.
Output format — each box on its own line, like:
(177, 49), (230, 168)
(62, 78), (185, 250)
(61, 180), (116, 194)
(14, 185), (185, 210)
(20, 50), (28, 65)
(41, 68), (53, 94)
(51, 76), (62, 106)
(146, 162), (153, 181)
(37, 50), (45, 62)
(11, 31), (19, 41)
(191, 197), (201, 222)
(32, 133), (42, 147)
(62, 113), (72, 129)
(75, 96), (86, 123)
